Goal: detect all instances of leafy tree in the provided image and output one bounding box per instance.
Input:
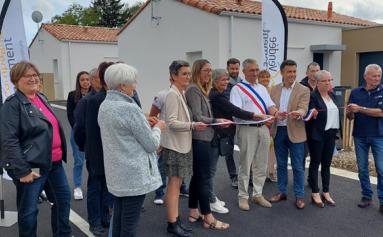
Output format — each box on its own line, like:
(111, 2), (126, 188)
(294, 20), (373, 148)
(51, 1), (143, 27)
(125, 2), (143, 19)
(51, 3), (84, 25)
(92, 0), (127, 27)
(81, 7), (100, 26)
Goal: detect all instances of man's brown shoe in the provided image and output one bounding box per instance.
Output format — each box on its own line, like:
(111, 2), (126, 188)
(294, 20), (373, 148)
(238, 198), (250, 211)
(295, 198), (305, 209)
(269, 193), (287, 203)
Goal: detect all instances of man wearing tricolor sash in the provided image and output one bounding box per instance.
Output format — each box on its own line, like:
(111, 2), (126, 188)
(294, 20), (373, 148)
(230, 59), (278, 211)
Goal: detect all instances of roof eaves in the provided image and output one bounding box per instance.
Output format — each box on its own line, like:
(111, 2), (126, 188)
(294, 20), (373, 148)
(220, 10), (374, 28)
(219, 10), (261, 19)
(343, 24), (383, 31)
(60, 39), (118, 44)
(286, 17), (369, 29)
(117, 0), (376, 35)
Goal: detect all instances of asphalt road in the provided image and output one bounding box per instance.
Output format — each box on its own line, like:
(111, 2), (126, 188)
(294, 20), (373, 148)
(0, 106), (382, 237)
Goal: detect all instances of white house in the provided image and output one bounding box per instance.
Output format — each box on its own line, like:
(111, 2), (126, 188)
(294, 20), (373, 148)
(29, 24), (120, 100)
(117, 0), (375, 111)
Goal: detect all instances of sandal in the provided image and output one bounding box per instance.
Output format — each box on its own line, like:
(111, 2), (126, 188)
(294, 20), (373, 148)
(203, 218), (230, 230)
(188, 215), (203, 223)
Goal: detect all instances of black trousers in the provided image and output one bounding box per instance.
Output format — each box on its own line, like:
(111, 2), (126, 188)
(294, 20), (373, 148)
(189, 140), (214, 215)
(308, 129), (337, 193)
(224, 133), (238, 180)
(112, 194), (146, 237)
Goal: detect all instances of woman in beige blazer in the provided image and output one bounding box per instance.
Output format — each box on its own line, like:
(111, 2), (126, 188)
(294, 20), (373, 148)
(161, 60), (207, 237)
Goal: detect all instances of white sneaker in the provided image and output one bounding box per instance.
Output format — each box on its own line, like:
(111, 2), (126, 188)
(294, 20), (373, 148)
(73, 187), (83, 200)
(210, 201), (229, 214)
(153, 198), (164, 205)
(216, 197), (226, 207)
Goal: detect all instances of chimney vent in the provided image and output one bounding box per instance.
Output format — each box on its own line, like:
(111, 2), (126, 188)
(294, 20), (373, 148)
(236, 0), (242, 5)
(327, 2), (333, 19)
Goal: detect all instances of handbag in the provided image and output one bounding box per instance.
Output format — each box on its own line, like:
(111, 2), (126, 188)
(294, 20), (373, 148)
(218, 136), (234, 156)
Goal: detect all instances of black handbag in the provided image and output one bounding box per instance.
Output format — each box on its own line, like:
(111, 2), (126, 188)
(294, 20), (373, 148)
(218, 136), (233, 156)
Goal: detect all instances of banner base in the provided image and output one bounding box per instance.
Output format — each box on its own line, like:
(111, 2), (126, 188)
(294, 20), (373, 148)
(0, 211), (17, 227)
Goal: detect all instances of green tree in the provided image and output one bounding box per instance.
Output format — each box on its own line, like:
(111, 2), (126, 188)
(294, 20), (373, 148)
(51, 3), (100, 26)
(92, 0), (126, 27)
(51, 3), (84, 25)
(125, 2), (143, 19)
(51, 1), (143, 27)
(81, 7), (100, 26)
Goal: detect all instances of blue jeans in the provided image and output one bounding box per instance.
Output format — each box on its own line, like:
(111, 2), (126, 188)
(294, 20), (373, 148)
(274, 126), (305, 198)
(14, 161), (71, 237)
(354, 136), (383, 205)
(209, 145), (220, 203)
(112, 195), (146, 237)
(87, 174), (113, 227)
(70, 130), (85, 188)
(155, 153), (167, 198)
(108, 212), (113, 237)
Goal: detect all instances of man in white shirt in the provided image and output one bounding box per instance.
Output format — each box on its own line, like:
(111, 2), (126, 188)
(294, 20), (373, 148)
(269, 59), (310, 209)
(230, 58), (278, 211)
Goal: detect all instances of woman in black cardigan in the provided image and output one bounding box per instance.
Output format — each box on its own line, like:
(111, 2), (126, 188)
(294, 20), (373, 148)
(306, 70), (339, 207)
(209, 68), (258, 184)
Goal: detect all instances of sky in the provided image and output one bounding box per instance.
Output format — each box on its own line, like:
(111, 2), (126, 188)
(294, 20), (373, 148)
(21, 0), (142, 44)
(20, 0), (383, 45)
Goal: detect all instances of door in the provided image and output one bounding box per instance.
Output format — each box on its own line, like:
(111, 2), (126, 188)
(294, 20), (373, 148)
(358, 52), (383, 86)
(52, 59), (62, 100)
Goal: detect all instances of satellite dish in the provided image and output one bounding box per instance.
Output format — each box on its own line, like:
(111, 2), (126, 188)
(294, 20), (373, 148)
(32, 11), (43, 23)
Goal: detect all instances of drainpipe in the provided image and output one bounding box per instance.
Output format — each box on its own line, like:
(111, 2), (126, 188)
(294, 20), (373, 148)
(67, 41), (72, 94)
(229, 15), (234, 58)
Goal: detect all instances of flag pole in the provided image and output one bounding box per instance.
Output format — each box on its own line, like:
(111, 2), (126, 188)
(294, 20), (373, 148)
(0, 0), (18, 228)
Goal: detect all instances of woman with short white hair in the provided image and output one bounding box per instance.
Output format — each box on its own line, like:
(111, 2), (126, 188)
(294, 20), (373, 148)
(98, 63), (165, 237)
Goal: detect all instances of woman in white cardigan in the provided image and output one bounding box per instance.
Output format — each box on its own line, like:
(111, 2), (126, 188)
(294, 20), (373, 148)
(98, 63), (165, 237)
(161, 60), (207, 237)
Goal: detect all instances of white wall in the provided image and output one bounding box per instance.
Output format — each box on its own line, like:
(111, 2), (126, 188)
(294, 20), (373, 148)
(118, 0), (221, 111)
(287, 22), (343, 86)
(29, 29), (65, 99)
(29, 29), (118, 100)
(118, 0), (344, 110)
(63, 41), (119, 98)
(217, 16), (343, 85)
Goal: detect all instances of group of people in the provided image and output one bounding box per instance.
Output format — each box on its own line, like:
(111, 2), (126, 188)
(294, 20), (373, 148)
(0, 57), (382, 237)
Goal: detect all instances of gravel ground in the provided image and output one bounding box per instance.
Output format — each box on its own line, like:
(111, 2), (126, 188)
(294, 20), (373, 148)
(331, 149), (377, 177)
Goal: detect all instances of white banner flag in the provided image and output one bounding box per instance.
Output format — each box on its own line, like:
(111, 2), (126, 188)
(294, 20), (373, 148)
(261, 0), (288, 86)
(0, 0), (29, 103)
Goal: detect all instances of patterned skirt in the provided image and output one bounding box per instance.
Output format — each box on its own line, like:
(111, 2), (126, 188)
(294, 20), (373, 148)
(163, 148), (193, 178)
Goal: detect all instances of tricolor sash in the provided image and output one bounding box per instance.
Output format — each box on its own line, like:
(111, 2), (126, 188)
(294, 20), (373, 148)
(303, 109), (315, 122)
(236, 82), (269, 114)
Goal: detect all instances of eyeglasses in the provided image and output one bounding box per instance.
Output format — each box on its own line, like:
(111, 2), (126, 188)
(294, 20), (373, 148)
(180, 72), (192, 77)
(201, 69), (212, 73)
(23, 74), (39, 79)
(319, 79), (333, 83)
